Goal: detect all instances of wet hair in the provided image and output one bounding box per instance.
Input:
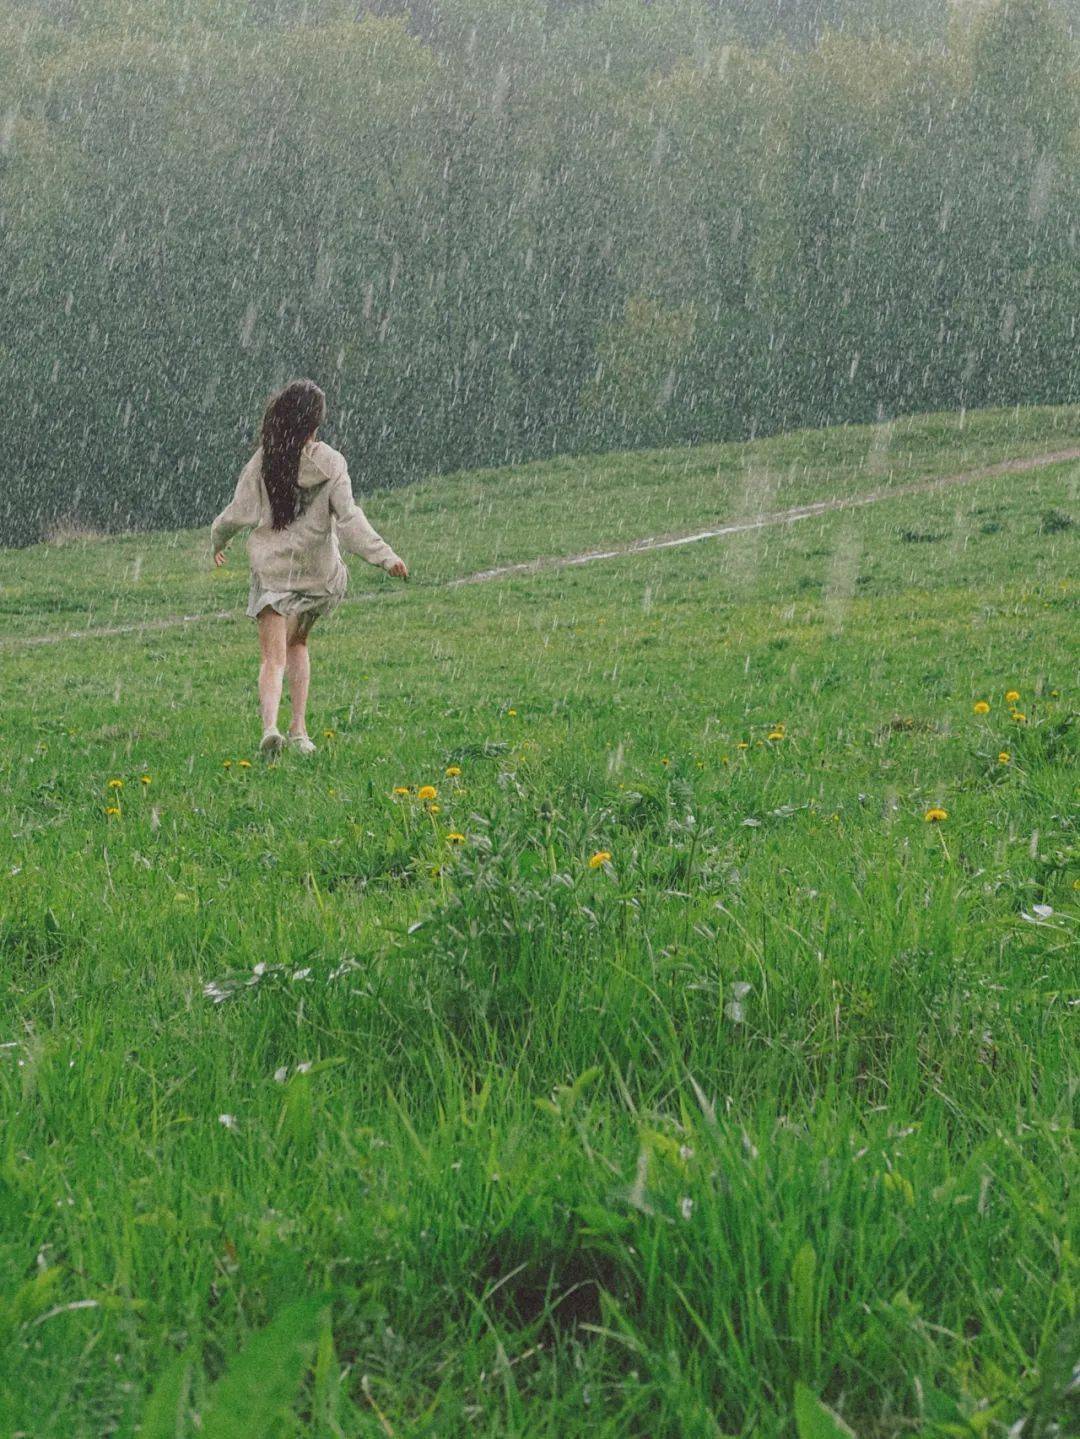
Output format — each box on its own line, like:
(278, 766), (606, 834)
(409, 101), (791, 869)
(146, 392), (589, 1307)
(259, 378), (326, 530)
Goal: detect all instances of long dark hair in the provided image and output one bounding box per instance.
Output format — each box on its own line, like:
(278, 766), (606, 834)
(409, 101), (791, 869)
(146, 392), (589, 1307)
(260, 379), (326, 530)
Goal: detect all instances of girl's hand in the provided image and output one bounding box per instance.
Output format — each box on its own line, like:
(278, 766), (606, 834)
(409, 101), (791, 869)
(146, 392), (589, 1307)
(213, 551), (227, 568)
(388, 559), (408, 580)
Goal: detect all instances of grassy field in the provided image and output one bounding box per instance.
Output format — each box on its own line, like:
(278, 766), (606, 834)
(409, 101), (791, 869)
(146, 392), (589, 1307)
(1, 408), (1077, 1437)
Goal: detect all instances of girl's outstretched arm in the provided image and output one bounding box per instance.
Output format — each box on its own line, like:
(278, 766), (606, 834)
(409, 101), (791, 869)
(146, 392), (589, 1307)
(210, 453), (260, 560)
(330, 462), (407, 576)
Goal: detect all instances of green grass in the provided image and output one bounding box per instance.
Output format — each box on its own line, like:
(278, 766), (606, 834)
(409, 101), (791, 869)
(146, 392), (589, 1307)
(3, 400), (1080, 640)
(1, 407), (1077, 1437)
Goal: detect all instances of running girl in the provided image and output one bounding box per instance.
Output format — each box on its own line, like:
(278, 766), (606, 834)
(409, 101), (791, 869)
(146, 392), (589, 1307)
(210, 378), (408, 756)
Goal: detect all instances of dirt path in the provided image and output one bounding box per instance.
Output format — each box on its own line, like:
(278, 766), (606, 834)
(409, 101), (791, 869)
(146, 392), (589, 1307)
(6, 446), (1078, 649)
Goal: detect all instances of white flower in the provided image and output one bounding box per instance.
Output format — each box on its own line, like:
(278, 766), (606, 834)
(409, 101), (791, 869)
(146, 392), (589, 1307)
(218, 1113), (236, 1129)
(273, 1067), (288, 1084)
(296, 1061), (312, 1074)
(679, 1196), (694, 1221)
(1022, 905), (1055, 923)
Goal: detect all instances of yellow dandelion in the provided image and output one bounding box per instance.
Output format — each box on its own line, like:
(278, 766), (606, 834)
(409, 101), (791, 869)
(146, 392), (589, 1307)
(104, 805), (121, 817)
(108, 778), (124, 790)
(767, 730), (785, 742)
(924, 807), (948, 823)
(737, 741), (749, 750)
(447, 832), (465, 844)
(721, 754), (729, 764)
(418, 785), (437, 801)
(771, 723), (786, 735)
(223, 760), (233, 769)
(238, 759), (252, 768)
(323, 728), (336, 739)
(661, 757), (671, 767)
(1005, 690), (1020, 703)
(445, 765), (462, 777)
(973, 701), (990, 715)
(393, 786), (410, 795)
(140, 775), (152, 785)
(998, 752), (1010, 764)
(1011, 712), (1026, 724)
(507, 709), (517, 717)
(589, 850), (612, 869)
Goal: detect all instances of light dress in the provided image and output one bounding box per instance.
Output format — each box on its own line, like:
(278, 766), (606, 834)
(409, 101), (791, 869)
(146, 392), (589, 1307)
(210, 439), (402, 622)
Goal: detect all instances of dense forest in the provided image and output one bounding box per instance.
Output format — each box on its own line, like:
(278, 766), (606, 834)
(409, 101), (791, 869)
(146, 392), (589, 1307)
(1, 0), (1078, 543)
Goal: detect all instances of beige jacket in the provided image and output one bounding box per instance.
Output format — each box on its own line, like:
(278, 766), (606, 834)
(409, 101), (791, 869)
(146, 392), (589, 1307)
(210, 440), (402, 595)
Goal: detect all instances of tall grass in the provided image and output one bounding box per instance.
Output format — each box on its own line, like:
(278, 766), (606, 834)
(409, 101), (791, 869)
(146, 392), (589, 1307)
(1, 417), (1076, 1435)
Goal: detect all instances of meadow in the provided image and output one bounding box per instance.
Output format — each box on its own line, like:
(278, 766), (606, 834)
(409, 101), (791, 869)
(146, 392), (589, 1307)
(1, 408), (1077, 1437)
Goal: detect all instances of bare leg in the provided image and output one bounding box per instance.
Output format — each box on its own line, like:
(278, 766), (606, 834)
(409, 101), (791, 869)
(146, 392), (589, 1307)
(257, 608), (287, 734)
(285, 612), (315, 736)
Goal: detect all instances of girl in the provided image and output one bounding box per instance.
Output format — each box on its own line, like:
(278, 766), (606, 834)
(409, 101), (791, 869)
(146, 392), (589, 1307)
(210, 378), (408, 756)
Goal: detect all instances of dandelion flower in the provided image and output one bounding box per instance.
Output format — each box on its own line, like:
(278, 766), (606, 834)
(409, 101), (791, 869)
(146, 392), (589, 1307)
(1005, 690), (1020, 703)
(507, 709), (517, 717)
(323, 728), (336, 739)
(238, 759), (252, 768)
(589, 850), (612, 869)
(104, 806), (121, 817)
(767, 730), (785, 742)
(418, 785), (437, 801)
(1011, 712), (1026, 724)
(973, 701), (990, 715)
(427, 803), (441, 814)
(447, 832), (465, 844)
(445, 765), (462, 777)
(393, 786), (410, 795)
(223, 760), (233, 769)
(999, 751), (1010, 764)
(736, 741), (749, 750)
(140, 775), (152, 785)
(661, 757), (671, 767)
(924, 807), (948, 823)
(108, 778), (124, 790)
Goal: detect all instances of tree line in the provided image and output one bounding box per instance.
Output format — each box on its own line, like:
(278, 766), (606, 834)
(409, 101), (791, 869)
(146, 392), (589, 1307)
(1, 0), (1077, 543)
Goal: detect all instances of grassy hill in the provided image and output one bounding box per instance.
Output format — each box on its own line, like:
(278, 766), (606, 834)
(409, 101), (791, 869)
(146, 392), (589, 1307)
(1, 408), (1077, 1436)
